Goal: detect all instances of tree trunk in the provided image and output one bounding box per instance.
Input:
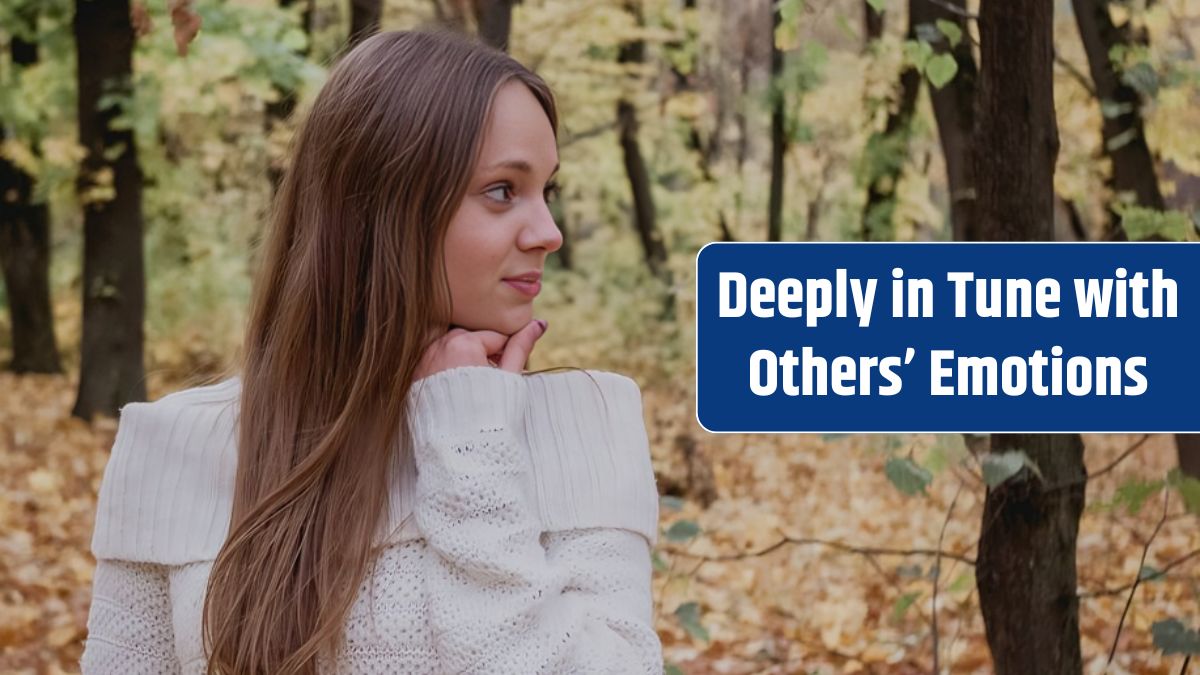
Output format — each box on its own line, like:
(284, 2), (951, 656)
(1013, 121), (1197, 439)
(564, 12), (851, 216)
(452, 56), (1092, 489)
(474, 0), (517, 52)
(348, 0), (382, 48)
(973, 1), (1085, 673)
(1071, 0), (1164, 240)
(1069, 1), (1200, 475)
(1173, 434), (1200, 480)
(860, 63), (921, 240)
(669, 0), (733, 242)
(547, 198), (571, 271)
(1, 16), (61, 374)
(617, 2), (667, 282)
(916, 0), (978, 241)
(863, 0), (884, 50)
(73, 0), (147, 419)
(767, 0), (785, 241)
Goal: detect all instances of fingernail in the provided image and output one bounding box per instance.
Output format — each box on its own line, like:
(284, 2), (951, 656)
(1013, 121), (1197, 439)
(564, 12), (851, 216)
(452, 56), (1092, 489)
(536, 319), (548, 333)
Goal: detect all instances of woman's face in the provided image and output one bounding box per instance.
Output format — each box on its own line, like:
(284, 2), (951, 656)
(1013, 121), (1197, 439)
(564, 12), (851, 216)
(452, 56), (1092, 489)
(443, 80), (562, 336)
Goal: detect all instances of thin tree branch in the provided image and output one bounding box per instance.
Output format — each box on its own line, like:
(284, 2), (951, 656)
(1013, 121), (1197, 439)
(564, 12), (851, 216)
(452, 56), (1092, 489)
(1055, 49), (1098, 98)
(1081, 546), (1200, 598)
(1090, 434), (1152, 481)
(1040, 433), (1153, 494)
(932, 481), (965, 674)
(918, 0), (978, 21)
(1107, 485), (1170, 667)
(660, 529), (976, 565)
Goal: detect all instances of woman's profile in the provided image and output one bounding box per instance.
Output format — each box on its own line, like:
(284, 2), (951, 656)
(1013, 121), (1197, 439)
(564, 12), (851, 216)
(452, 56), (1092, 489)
(80, 28), (662, 674)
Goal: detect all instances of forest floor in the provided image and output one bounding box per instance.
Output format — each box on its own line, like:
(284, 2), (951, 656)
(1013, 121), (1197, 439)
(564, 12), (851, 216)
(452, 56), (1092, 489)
(1, 371), (1197, 674)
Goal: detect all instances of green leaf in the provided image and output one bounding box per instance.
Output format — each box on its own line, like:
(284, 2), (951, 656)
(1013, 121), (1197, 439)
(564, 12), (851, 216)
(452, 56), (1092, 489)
(660, 495), (686, 512)
(1139, 565), (1164, 582)
(1100, 99), (1134, 119)
(902, 39), (934, 71)
(925, 53), (959, 89)
(1110, 477), (1165, 515)
(674, 602), (711, 642)
(652, 551), (669, 573)
(1167, 469), (1200, 515)
(866, 0), (886, 14)
(981, 450), (1042, 488)
(1117, 205), (1195, 241)
(665, 520), (701, 543)
(1121, 61), (1159, 98)
(280, 27), (308, 52)
(1106, 127), (1139, 152)
(664, 664), (685, 675)
(892, 591), (920, 621)
(915, 23), (943, 44)
(1151, 619), (1200, 655)
(885, 457), (932, 496)
(947, 571), (974, 593)
(936, 19), (962, 48)
(780, 0), (806, 24)
(925, 435), (968, 474)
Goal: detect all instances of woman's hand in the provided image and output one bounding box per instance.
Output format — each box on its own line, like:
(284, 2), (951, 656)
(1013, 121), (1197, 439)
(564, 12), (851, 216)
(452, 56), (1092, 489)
(415, 318), (548, 381)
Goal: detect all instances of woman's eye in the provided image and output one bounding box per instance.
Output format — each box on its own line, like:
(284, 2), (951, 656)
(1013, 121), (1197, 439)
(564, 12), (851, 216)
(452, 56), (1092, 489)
(484, 183), (514, 203)
(544, 181), (561, 203)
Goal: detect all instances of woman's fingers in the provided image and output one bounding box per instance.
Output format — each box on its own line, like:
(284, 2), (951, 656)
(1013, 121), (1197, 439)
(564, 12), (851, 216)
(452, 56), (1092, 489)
(416, 322), (545, 380)
(468, 330), (510, 359)
(497, 319), (546, 372)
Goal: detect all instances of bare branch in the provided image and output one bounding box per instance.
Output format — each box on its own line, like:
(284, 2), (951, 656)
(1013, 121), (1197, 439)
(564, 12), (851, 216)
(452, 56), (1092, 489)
(1080, 547), (1200, 598)
(1054, 49), (1097, 98)
(1107, 486), (1170, 667)
(933, 481), (965, 674)
(660, 530), (976, 565)
(1090, 434), (1152, 481)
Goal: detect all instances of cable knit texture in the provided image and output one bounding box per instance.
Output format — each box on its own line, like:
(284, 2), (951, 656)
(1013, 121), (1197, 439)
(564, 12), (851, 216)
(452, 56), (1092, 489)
(79, 366), (663, 674)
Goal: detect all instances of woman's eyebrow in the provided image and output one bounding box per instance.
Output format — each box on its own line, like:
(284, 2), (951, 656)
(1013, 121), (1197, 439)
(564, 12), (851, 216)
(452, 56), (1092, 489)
(484, 159), (560, 176)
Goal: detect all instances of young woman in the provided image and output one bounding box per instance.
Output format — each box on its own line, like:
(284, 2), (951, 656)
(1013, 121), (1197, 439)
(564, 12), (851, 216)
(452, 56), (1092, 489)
(81, 29), (663, 674)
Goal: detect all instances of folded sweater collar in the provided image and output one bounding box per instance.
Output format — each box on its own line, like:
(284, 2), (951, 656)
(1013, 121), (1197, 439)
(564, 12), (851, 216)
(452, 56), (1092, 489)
(90, 367), (661, 565)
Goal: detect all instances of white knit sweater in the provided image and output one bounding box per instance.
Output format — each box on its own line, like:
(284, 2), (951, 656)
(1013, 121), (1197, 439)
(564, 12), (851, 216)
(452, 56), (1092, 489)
(80, 365), (663, 674)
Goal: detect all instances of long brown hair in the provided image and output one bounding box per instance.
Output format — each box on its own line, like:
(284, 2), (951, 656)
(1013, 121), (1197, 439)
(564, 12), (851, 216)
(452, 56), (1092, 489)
(202, 29), (558, 674)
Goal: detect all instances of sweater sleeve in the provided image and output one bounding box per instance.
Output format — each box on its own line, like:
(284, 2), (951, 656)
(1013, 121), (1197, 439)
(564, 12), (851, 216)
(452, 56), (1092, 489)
(80, 559), (181, 674)
(407, 366), (663, 674)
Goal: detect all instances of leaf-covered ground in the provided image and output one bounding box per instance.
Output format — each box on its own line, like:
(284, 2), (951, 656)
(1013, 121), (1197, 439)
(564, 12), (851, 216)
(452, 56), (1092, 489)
(1, 372), (1197, 674)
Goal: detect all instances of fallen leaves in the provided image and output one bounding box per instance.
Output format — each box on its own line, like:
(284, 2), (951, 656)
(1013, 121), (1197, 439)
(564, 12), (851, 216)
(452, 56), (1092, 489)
(646, 378), (1200, 673)
(1, 370), (1197, 673)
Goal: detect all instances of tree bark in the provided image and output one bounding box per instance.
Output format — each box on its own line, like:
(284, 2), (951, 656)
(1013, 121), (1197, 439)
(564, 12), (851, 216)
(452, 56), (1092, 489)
(973, 1), (1085, 673)
(1069, 1), (1200, 476)
(348, 0), (382, 48)
(861, 64), (921, 240)
(767, 0), (785, 241)
(1, 14), (61, 374)
(73, 0), (147, 418)
(863, 0), (884, 48)
(916, 0), (978, 241)
(1071, 0), (1164, 240)
(474, 0), (517, 52)
(617, 2), (667, 282)
(1173, 434), (1200, 480)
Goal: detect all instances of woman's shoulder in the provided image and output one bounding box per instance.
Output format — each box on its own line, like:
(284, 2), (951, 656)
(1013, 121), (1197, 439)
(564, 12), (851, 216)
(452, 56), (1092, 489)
(90, 377), (242, 566)
(521, 368), (660, 546)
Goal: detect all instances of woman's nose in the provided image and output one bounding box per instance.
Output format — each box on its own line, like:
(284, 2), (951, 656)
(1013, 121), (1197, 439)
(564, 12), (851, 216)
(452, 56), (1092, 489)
(520, 200), (563, 253)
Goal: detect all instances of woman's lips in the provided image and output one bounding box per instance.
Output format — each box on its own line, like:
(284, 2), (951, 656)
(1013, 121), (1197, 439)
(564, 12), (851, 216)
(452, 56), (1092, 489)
(503, 278), (541, 297)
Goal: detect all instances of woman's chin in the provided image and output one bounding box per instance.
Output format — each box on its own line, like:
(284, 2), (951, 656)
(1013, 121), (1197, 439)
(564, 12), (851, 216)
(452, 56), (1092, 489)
(453, 312), (532, 336)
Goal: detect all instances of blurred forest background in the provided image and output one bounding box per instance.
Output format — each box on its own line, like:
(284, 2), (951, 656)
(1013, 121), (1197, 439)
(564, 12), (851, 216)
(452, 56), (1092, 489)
(2, 0), (1200, 672)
